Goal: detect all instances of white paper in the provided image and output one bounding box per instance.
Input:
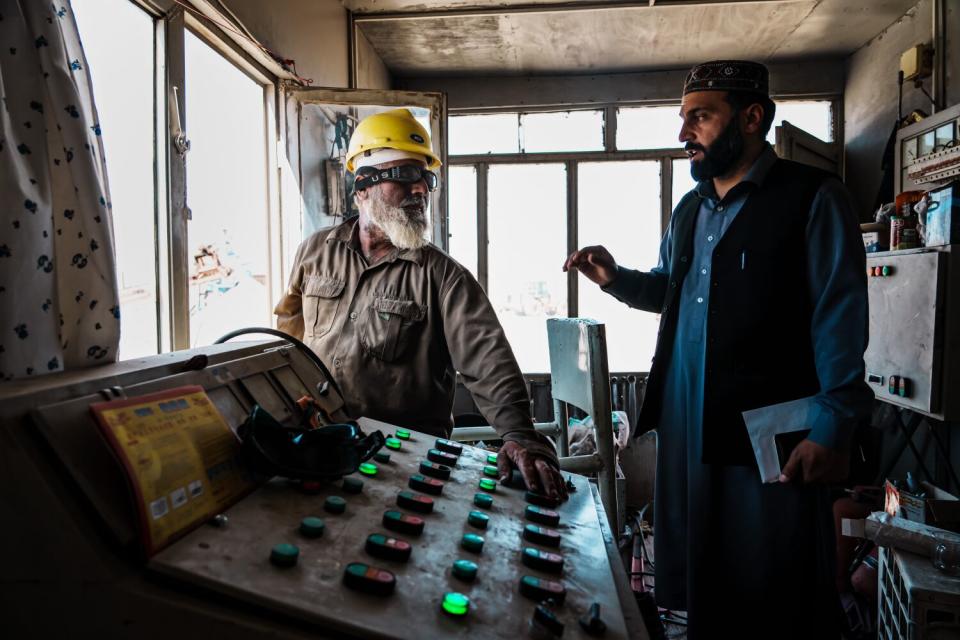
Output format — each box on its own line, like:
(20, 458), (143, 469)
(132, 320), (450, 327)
(742, 396), (815, 483)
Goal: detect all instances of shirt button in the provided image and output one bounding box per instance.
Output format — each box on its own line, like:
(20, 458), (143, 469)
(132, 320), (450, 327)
(717, 205), (725, 212)
(697, 297), (704, 303)
(334, 358), (342, 368)
(701, 268), (707, 275)
(349, 311), (357, 320)
(707, 235), (714, 242)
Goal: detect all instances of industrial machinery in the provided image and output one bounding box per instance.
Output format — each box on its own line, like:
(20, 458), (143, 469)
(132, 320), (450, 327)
(0, 340), (644, 639)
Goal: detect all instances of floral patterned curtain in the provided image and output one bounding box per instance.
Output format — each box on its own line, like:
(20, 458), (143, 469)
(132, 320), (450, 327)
(0, 0), (119, 380)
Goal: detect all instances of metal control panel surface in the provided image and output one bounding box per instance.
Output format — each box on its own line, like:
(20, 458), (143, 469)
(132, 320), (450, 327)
(150, 422), (628, 640)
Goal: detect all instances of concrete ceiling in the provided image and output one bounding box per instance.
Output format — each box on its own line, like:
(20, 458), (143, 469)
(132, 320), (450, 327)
(348, 0), (923, 77)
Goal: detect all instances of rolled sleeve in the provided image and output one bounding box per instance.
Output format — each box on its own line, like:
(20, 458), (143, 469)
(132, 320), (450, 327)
(804, 178), (873, 450)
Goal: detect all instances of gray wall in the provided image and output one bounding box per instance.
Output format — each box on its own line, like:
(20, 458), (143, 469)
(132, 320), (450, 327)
(843, 0), (942, 219)
(397, 59), (845, 111)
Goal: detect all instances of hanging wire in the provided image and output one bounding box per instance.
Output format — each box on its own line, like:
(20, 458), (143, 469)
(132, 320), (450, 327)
(171, 0), (312, 85)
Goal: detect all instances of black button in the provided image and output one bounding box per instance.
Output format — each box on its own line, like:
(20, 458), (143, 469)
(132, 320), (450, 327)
(520, 575), (566, 604)
(427, 448), (458, 466)
(670, 281), (678, 288)
(533, 603), (565, 636)
(342, 477), (364, 494)
(435, 438), (463, 456)
(409, 474), (444, 496)
(680, 256), (688, 262)
(397, 490), (434, 514)
(525, 491), (560, 508)
(382, 510), (425, 536)
(365, 533), (412, 563)
(522, 547), (564, 574)
(343, 562), (396, 596)
(419, 461), (451, 480)
(523, 524), (561, 547)
(525, 505), (560, 527)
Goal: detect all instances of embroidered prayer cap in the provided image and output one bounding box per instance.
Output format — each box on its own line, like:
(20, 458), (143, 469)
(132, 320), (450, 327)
(683, 60), (769, 96)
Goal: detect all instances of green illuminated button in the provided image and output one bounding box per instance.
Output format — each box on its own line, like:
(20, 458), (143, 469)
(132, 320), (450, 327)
(461, 532), (485, 553)
(397, 490), (434, 514)
(452, 559), (478, 582)
(435, 438), (463, 456)
(442, 592), (470, 617)
(385, 437), (402, 450)
(467, 510), (489, 529)
(270, 543), (299, 567)
(409, 474), (444, 496)
(374, 451), (390, 463)
(486, 453), (498, 465)
(365, 533), (412, 563)
(479, 478), (497, 492)
(324, 496), (347, 514)
(427, 448), (458, 466)
(382, 510), (425, 536)
(525, 505), (560, 527)
(520, 575), (566, 604)
(525, 490), (560, 509)
(522, 547), (564, 574)
(394, 429), (411, 440)
(523, 524), (561, 548)
(419, 461), (451, 480)
(482, 465), (499, 478)
(343, 476), (364, 494)
(299, 516), (325, 538)
(359, 462), (378, 477)
(474, 493), (493, 509)
(343, 562), (396, 596)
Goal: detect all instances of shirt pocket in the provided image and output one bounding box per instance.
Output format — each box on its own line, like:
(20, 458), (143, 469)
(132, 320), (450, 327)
(358, 296), (426, 362)
(302, 276), (345, 338)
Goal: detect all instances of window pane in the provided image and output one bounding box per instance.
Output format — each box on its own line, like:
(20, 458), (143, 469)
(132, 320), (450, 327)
(672, 159), (698, 213)
(448, 166), (478, 277)
(74, 0), (159, 359)
(487, 164), (567, 373)
(521, 110), (603, 153)
(770, 100), (832, 143)
(186, 32), (270, 347)
(449, 113), (519, 155)
(616, 106), (682, 150)
(578, 162), (662, 372)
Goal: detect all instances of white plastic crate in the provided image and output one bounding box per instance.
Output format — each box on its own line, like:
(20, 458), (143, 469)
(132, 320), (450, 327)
(878, 547), (960, 639)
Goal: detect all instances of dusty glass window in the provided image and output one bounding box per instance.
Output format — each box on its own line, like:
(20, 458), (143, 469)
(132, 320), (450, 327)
(520, 110), (604, 153)
(449, 113), (520, 155)
(616, 106), (683, 150)
(770, 100), (833, 143)
(448, 166), (478, 277)
(74, 0), (160, 359)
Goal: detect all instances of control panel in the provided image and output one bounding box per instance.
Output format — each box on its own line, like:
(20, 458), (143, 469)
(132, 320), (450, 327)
(150, 421), (629, 639)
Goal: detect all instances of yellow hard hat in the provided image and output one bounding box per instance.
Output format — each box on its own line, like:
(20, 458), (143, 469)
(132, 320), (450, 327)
(345, 108), (441, 173)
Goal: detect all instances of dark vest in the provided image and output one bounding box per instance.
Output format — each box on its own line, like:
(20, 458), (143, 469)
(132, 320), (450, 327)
(638, 159), (835, 465)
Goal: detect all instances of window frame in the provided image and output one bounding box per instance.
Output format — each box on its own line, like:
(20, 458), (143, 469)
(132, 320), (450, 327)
(448, 96), (840, 372)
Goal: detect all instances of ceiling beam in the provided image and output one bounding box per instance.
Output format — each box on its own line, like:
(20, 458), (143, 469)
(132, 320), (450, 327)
(351, 0), (803, 22)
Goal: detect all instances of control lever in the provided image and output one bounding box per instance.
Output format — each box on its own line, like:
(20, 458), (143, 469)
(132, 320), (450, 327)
(579, 602), (607, 636)
(529, 600), (564, 638)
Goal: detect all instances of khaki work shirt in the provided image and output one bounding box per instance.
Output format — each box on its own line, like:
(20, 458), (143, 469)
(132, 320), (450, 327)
(275, 219), (556, 459)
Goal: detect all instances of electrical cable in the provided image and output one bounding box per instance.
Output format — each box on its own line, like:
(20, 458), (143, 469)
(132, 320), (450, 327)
(214, 327), (343, 399)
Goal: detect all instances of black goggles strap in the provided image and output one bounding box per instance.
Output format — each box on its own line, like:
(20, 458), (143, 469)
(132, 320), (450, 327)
(353, 165), (437, 192)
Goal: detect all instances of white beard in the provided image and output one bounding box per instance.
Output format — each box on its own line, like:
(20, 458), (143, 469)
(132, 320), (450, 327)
(365, 191), (429, 250)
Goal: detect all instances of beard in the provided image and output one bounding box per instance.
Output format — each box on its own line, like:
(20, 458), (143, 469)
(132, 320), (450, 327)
(365, 190), (430, 250)
(687, 115), (746, 181)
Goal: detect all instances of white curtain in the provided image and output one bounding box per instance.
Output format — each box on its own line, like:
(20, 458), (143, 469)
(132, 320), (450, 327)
(0, 0), (119, 380)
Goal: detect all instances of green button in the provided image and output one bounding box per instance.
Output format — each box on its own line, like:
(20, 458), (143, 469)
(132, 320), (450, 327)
(452, 559), (478, 582)
(486, 453), (498, 464)
(461, 532), (485, 553)
(270, 543), (299, 567)
(385, 437), (402, 450)
(299, 516), (325, 538)
(482, 465), (499, 478)
(324, 496), (347, 514)
(359, 462), (378, 476)
(474, 493), (493, 509)
(479, 478), (497, 492)
(468, 510), (489, 529)
(442, 592), (470, 616)
(343, 477), (364, 494)
(395, 429), (411, 440)
(374, 451), (391, 463)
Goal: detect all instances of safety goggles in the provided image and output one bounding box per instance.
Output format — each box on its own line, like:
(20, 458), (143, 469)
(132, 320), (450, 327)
(353, 164), (439, 192)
